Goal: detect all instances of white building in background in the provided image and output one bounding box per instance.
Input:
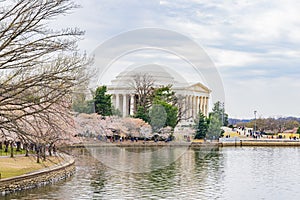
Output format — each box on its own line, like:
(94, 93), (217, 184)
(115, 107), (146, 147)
(107, 65), (211, 122)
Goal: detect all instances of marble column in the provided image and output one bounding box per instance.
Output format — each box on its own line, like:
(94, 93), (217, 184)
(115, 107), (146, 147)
(112, 94), (116, 109)
(203, 96), (206, 116)
(186, 95), (189, 118)
(200, 96), (204, 114)
(184, 96), (188, 119)
(196, 96), (199, 117)
(190, 96), (193, 118)
(206, 97), (209, 116)
(115, 94), (120, 111)
(204, 97), (208, 116)
(189, 95), (193, 119)
(182, 96), (186, 119)
(122, 94), (127, 117)
(193, 96), (196, 119)
(130, 94), (135, 115)
(199, 96), (201, 114)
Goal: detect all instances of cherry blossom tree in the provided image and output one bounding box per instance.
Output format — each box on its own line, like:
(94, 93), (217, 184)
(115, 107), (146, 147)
(0, 0), (90, 147)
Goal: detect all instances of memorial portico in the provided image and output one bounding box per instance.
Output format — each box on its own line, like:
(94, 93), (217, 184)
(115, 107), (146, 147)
(111, 92), (136, 117)
(109, 86), (209, 118)
(107, 65), (211, 121)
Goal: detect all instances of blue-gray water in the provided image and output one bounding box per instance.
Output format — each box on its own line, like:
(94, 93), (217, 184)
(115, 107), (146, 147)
(4, 146), (300, 200)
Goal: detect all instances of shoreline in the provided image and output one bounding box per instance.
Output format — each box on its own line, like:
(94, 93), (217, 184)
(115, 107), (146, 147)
(0, 153), (75, 195)
(66, 141), (219, 148)
(64, 139), (300, 148)
(220, 139), (300, 147)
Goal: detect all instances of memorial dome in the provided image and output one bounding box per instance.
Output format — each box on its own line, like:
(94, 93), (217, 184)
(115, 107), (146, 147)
(110, 64), (187, 88)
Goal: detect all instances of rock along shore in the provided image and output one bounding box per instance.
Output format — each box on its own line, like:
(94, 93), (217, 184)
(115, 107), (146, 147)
(0, 154), (75, 195)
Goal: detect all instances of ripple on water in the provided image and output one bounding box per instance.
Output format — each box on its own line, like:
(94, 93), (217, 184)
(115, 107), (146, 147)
(4, 147), (300, 200)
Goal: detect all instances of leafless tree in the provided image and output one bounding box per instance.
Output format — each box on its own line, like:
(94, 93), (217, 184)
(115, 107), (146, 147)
(0, 0), (91, 160)
(130, 73), (194, 126)
(130, 73), (155, 112)
(175, 94), (192, 124)
(237, 117), (300, 134)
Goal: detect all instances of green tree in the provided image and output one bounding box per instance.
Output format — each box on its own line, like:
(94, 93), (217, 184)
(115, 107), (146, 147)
(94, 86), (112, 116)
(149, 104), (167, 132)
(297, 127), (300, 134)
(206, 101), (226, 139)
(135, 106), (150, 123)
(152, 85), (178, 128)
(156, 101), (178, 128)
(134, 84), (179, 128)
(152, 85), (176, 105)
(195, 112), (208, 139)
(207, 113), (223, 139)
(210, 101), (228, 126)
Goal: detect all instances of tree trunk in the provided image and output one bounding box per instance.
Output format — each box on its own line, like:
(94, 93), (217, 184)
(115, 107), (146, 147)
(36, 149), (40, 163)
(16, 141), (21, 152)
(10, 142), (14, 158)
(42, 145), (46, 162)
(24, 143), (29, 157)
(53, 145), (57, 156)
(48, 144), (52, 157)
(4, 141), (8, 153)
(36, 144), (40, 163)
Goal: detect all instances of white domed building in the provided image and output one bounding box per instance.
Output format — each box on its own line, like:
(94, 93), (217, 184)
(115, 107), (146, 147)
(107, 65), (211, 123)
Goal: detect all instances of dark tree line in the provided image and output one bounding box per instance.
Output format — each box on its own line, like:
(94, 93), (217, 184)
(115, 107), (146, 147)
(237, 117), (300, 134)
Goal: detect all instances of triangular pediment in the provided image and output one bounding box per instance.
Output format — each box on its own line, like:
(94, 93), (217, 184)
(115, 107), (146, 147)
(187, 82), (211, 93)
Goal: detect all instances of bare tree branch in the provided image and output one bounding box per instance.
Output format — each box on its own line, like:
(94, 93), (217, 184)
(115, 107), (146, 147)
(129, 73), (155, 112)
(0, 0), (91, 148)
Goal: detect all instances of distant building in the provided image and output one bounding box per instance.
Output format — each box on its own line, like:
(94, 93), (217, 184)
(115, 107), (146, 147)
(283, 127), (298, 134)
(222, 126), (253, 137)
(107, 65), (211, 122)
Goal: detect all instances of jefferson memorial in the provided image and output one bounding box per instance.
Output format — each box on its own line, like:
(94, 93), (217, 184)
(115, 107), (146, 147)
(107, 65), (211, 122)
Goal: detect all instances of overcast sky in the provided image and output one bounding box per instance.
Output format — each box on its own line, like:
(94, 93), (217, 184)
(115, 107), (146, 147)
(55, 0), (300, 119)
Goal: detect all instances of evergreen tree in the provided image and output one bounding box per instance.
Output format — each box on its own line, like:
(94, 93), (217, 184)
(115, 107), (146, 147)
(151, 85), (178, 128)
(152, 85), (176, 105)
(149, 104), (167, 132)
(94, 86), (112, 116)
(155, 101), (178, 128)
(207, 113), (223, 139)
(195, 112), (208, 139)
(206, 101), (228, 139)
(135, 106), (150, 123)
(210, 101), (229, 126)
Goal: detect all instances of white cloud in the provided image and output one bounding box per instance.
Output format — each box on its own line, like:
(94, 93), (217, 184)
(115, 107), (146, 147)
(206, 48), (261, 68)
(50, 0), (300, 118)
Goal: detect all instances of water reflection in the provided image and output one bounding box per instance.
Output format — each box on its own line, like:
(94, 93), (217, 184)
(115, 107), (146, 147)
(4, 147), (300, 200)
(87, 146), (190, 173)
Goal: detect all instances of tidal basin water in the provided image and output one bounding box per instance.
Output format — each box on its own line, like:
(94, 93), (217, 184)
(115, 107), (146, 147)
(5, 146), (300, 200)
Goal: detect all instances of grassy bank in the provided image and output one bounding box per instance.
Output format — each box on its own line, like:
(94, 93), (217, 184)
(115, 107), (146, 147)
(0, 156), (64, 179)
